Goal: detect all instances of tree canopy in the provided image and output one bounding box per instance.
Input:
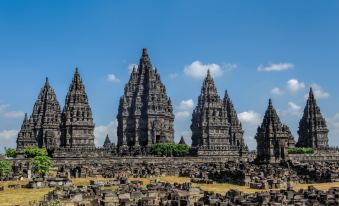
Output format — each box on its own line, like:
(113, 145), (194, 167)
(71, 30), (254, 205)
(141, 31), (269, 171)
(150, 143), (189, 157)
(0, 160), (12, 179)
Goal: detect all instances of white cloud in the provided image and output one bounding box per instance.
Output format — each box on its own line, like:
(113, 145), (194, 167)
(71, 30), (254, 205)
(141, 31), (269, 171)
(128, 64), (138, 74)
(287, 79), (305, 93)
(326, 114), (339, 147)
(107, 74), (120, 83)
(238, 110), (262, 125)
(175, 111), (190, 120)
(94, 120), (118, 147)
(0, 129), (18, 140)
(271, 87), (284, 95)
(238, 110), (262, 150)
(184, 61), (224, 79)
(0, 129), (18, 152)
(305, 83), (330, 99)
(257, 63), (294, 72)
(179, 99), (194, 110)
(284, 101), (302, 117)
(0, 104), (25, 119)
(224, 63), (238, 72)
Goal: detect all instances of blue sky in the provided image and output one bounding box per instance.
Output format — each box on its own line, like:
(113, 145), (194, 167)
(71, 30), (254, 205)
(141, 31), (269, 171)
(0, 0), (339, 152)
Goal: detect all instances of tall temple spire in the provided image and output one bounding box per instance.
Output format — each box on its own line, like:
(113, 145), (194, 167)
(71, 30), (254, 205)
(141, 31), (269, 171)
(297, 87), (329, 149)
(223, 90), (245, 147)
(61, 68), (95, 148)
(191, 71), (229, 148)
(117, 49), (174, 152)
(255, 99), (295, 163)
(30, 77), (62, 149)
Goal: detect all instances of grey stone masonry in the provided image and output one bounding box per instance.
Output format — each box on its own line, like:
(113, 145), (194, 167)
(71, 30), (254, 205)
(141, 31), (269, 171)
(190, 71), (247, 157)
(16, 113), (37, 150)
(117, 48), (174, 148)
(223, 90), (245, 147)
(31, 77), (62, 149)
(297, 87), (329, 149)
(61, 68), (95, 148)
(255, 99), (295, 163)
(191, 70), (230, 148)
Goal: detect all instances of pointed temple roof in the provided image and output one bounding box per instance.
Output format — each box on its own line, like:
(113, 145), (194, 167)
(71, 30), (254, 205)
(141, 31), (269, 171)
(62, 67), (95, 148)
(255, 99), (295, 163)
(117, 48), (174, 147)
(29, 77), (62, 147)
(17, 113), (37, 150)
(297, 87), (329, 149)
(223, 90), (242, 128)
(191, 70), (229, 147)
(104, 134), (111, 145)
(179, 136), (186, 145)
(32, 77), (61, 125)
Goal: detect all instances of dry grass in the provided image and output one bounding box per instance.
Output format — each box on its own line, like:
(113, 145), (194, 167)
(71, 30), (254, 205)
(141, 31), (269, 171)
(0, 180), (52, 206)
(3, 177), (339, 205)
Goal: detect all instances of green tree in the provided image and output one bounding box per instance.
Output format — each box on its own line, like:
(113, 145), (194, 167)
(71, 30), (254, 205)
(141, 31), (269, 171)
(32, 155), (52, 177)
(4, 147), (16, 158)
(0, 160), (12, 179)
(24, 147), (48, 158)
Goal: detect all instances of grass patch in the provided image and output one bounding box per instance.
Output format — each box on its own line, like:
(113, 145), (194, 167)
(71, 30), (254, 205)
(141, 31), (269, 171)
(0, 180), (51, 206)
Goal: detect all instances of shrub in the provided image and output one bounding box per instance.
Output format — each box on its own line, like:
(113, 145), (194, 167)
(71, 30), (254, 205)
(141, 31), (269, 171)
(24, 147), (48, 158)
(0, 160), (12, 178)
(288, 147), (314, 154)
(33, 155), (52, 177)
(4, 147), (16, 158)
(150, 143), (189, 157)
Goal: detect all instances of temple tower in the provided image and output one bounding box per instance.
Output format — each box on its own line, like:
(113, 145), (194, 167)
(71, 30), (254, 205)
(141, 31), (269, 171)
(16, 114), (37, 150)
(223, 90), (245, 147)
(61, 68), (95, 148)
(31, 78), (62, 149)
(117, 48), (174, 148)
(297, 88), (329, 149)
(255, 99), (295, 163)
(191, 70), (230, 150)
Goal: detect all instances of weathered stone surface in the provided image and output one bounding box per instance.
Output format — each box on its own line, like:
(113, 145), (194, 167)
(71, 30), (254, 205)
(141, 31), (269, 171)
(191, 71), (247, 157)
(297, 87), (329, 149)
(117, 48), (174, 150)
(255, 99), (295, 163)
(61, 68), (95, 148)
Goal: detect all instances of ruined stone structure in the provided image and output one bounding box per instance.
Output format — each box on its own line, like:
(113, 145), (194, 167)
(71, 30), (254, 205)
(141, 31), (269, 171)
(117, 48), (174, 150)
(297, 88), (329, 149)
(191, 71), (247, 156)
(255, 99), (295, 163)
(60, 68), (95, 148)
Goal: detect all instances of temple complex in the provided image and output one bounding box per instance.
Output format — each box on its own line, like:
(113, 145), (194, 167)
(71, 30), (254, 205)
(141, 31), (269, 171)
(297, 88), (329, 149)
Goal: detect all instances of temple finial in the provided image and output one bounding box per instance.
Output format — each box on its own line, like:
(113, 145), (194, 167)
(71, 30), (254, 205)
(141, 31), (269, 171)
(309, 87), (314, 98)
(142, 48), (148, 56)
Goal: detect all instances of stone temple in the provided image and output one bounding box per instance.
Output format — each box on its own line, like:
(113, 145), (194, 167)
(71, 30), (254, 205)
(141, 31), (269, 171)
(297, 88), (329, 149)
(255, 99), (295, 163)
(16, 68), (95, 151)
(117, 48), (174, 152)
(191, 70), (248, 156)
